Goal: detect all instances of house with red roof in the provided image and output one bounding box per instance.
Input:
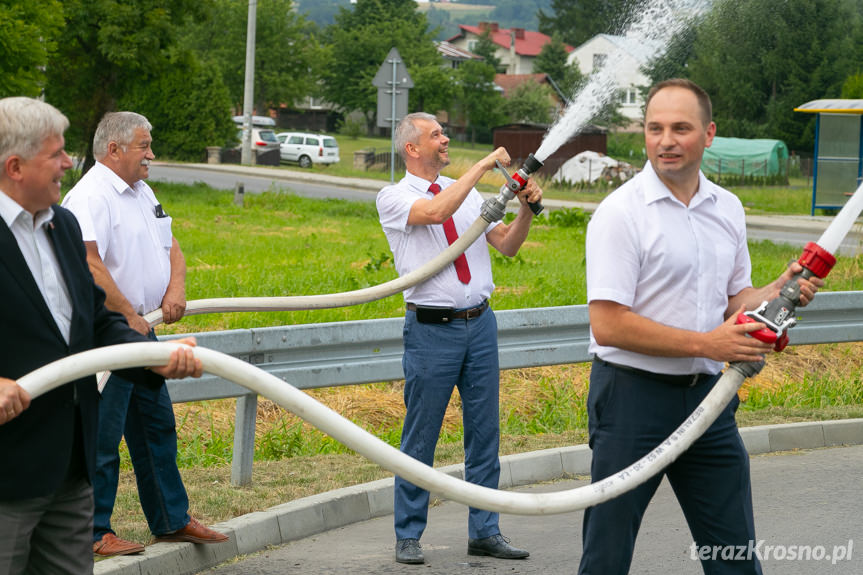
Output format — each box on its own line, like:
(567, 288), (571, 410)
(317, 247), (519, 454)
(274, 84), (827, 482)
(447, 22), (573, 75)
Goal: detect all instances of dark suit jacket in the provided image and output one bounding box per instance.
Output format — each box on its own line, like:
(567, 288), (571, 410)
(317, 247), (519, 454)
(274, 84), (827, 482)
(0, 204), (162, 500)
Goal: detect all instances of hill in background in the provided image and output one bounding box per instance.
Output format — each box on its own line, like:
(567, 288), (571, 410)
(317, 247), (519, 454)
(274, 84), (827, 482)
(297, 0), (552, 41)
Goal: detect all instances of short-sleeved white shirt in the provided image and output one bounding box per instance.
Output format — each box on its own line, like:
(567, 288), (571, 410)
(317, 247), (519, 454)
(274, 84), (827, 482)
(586, 162), (752, 375)
(376, 171), (499, 308)
(62, 162), (172, 316)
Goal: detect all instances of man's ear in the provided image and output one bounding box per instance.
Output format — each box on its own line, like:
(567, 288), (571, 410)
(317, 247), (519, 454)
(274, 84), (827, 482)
(106, 140), (122, 159)
(4, 155), (23, 182)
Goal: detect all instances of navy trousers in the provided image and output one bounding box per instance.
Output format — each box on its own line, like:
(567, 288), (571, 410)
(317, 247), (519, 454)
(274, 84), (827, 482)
(578, 359), (762, 575)
(93, 333), (190, 540)
(394, 306), (501, 541)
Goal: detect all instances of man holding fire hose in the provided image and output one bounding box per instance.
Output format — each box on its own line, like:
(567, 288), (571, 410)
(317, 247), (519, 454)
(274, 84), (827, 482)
(377, 112), (542, 565)
(62, 112), (228, 557)
(581, 79), (823, 574)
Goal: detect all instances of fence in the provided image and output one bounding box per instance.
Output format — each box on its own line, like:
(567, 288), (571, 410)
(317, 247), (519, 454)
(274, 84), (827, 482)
(353, 147), (405, 173)
(162, 292), (863, 486)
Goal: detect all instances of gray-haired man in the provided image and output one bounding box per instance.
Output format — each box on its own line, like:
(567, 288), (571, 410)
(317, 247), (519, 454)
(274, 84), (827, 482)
(62, 112), (227, 557)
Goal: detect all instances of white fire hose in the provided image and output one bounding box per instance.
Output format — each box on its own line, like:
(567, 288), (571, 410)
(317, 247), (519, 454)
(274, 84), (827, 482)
(143, 217), (492, 327)
(19, 342), (759, 515)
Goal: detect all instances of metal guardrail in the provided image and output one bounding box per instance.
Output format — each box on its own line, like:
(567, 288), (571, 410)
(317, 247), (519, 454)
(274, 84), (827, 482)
(162, 292), (863, 485)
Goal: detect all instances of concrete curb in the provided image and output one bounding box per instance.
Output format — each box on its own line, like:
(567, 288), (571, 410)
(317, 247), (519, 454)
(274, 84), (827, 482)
(94, 418), (863, 575)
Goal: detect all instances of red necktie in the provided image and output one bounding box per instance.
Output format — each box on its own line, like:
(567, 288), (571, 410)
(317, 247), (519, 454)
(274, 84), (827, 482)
(429, 183), (471, 284)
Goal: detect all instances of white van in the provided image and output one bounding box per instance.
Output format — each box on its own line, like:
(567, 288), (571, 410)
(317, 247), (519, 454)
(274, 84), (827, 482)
(276, 132), (340, 168)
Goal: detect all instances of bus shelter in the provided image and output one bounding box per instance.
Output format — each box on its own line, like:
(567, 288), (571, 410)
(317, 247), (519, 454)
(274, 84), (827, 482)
(794, 99), (863, 214)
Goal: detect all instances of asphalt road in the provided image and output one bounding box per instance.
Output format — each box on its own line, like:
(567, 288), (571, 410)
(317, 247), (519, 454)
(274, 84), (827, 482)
(148, 163), (379, 203)
(200, 445), (863, 575)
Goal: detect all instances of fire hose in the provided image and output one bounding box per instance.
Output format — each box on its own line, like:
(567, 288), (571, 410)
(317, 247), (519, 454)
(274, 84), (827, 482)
(19, 180), (863, 515)
(19, 341), (758, 515)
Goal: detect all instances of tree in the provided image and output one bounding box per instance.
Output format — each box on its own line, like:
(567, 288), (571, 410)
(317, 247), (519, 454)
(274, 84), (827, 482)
(841, 72), (863, 98)
(471, 28), (504, 73)
(44, 0), (205, 169)
(503, 82), (555, 124)
(180, 0), (322, 114)
(457, 59), (505, 144)
(119, 52), (236, 161)
(538, 0), (631, 48)
(322, 0), (441, 129)
(409, 65), (457, 116)
(533, 34), (584, 98)
(683, 0), (863, 151)
(0, 0), (65, 97)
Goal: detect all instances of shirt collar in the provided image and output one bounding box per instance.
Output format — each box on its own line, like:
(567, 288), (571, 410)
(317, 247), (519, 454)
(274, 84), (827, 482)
(0, 188), (55, 230)
(641, 161), (717, 209)
(402, 170), (440, 195)
(92, 161), (145, 196)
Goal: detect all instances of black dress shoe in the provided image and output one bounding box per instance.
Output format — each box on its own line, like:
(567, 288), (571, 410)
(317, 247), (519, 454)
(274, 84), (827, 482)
(395, 538), (424, 564)
(467, 534), (529, 559)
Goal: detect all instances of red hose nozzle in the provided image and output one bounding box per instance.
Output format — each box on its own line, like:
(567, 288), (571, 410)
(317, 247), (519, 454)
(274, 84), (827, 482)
(798, 242), (836, 279)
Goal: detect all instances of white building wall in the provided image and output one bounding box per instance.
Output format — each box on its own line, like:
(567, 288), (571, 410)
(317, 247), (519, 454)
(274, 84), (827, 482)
(568, 35), (650, 121)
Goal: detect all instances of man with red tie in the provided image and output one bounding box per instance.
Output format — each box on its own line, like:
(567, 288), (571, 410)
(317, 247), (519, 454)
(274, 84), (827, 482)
(376, 112), (542, 565)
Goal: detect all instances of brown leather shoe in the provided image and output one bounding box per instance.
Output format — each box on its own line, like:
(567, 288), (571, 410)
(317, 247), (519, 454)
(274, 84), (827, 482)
(93, 533), (145, 557)
(153, 516), (228, 544)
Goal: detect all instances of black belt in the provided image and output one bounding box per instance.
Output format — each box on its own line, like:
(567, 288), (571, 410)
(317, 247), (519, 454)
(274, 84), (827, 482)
(406, 300), (489, 323)
(596, 358), (714, 388)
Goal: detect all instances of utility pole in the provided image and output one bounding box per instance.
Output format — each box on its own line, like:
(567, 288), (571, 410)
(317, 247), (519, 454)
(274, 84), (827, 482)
(240, 0), (257, 166)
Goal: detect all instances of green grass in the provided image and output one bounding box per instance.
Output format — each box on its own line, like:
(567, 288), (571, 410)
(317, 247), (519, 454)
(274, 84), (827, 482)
(155, 182), (590, 334)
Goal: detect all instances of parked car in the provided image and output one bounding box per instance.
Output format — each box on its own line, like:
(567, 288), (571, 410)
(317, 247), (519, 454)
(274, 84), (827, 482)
(232, 115), (281, 155)
(276, 132), (340, 168)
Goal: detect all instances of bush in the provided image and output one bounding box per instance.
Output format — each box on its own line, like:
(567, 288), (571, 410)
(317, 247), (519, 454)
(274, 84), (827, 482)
(337, 116), (367, 139)
(120, 52), (236, 160)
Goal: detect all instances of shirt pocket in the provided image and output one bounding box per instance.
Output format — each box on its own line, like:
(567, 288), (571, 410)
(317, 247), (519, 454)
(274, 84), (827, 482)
(155, 216), (173, 251)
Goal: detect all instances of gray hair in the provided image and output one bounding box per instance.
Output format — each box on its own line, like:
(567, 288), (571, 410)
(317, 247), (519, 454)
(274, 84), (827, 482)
(0, 97), (69, 166)
(394, 112), (438, 160)
(93, 111), (152, 159)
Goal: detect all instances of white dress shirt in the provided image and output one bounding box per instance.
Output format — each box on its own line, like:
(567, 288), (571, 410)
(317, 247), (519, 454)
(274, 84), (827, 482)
(586, 162), (752, 375)
(0, 190), (73, 343)
(377, 171), (499, 309)
(62, 162), (172, 316)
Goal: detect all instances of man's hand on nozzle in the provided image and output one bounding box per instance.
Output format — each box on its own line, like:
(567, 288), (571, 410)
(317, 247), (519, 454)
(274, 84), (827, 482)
(779, 262), (823, 307)
(151, 337), (203, 380)
(703, 306), (775, 363)
(0, 378), (30, 426)
(518, 180), (543, 210)
(481, 147), (510, 172)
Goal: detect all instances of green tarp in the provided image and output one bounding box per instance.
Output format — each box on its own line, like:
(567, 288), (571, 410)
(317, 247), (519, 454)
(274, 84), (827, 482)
(702, 137), (788, 177)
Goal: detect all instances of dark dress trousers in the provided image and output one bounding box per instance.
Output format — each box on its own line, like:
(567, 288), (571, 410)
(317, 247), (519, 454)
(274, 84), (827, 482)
(0, 205), (161, 501)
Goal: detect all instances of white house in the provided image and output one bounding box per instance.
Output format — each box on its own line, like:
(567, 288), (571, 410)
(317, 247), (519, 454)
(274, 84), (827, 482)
(568, 34), (655, 123)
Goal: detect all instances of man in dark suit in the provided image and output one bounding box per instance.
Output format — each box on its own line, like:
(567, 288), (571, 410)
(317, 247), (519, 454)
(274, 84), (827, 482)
(0, 96), (203, 575)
